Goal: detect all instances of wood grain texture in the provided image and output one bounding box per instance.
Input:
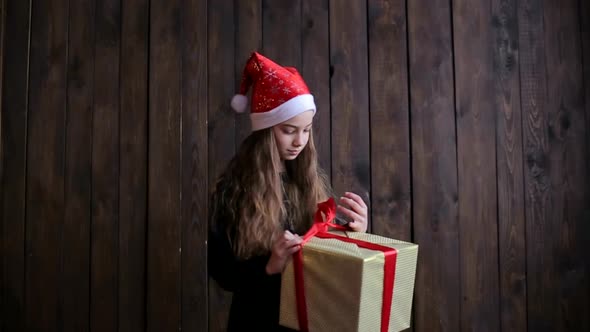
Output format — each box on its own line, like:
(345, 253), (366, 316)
(541, 0), (588, 330)
(491, 0), (528, 331)
(329, 0), (370, 219)
(520, 0), (590, 329)
(0, 0), (3, 181)
(580, 0), (590, 314)
(0, 0), (3, 327)
(368, 0), (411, 243)
(453, 1), (501, 330)
(148, 0), (182, 331)
(91, 1), (121, 331)
(207, 0), (235, 330)
(234, 0), (260, 145)
(518, 1), (556, 329)
(408, 1), (460, 331)
(262, 0), (301, 69)
(119, 0), (148, 331)
(302, 0), (331, 182)
(1, 1), (30, 331)
(25, 0), (68, 330)
(207, 0), (235, 188)
(181, 0), (209, 331)
(63, 1), (94, 331)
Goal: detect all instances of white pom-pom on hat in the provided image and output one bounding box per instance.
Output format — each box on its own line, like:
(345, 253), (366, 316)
(230, 94), (248, 113)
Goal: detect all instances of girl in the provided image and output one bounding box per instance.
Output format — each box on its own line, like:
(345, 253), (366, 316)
(208, 52), (368, 331)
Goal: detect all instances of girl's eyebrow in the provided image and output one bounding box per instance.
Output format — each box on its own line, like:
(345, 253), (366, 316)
(283, 122), (313, 129)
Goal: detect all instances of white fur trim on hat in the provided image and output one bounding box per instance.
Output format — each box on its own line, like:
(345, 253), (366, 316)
(250, 94), (316, 131)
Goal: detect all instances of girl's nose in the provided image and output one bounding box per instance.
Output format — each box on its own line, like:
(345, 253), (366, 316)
(293, 134), (303, 147)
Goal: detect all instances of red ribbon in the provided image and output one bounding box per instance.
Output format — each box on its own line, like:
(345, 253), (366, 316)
(292, 198), (397, 332)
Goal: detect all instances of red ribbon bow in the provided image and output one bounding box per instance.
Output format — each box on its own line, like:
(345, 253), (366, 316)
(292, 198), (397, 332)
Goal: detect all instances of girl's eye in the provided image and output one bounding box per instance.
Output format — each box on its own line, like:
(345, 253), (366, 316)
(303, 128), (311, 133)
(283, 129), (295, 134)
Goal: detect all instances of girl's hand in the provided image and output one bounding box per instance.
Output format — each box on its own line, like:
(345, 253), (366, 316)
(265, 230), (302, 275)
(337, 192), (368, 233)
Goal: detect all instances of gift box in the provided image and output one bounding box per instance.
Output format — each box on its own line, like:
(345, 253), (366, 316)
(279, 198), (418, 332)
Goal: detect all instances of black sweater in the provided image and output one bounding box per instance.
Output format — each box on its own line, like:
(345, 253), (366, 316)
(208, 178), (297, 332)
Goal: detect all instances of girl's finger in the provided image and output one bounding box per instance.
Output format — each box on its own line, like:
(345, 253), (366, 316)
(287, 245), (302, 255)
(339, 196), (364, 214)
(285, 237), (302, 248)
(337, 205), (363, 222)
(348, 220), (367, 232)
(344, 192), (367, 208)
(284, 230), (295, 240)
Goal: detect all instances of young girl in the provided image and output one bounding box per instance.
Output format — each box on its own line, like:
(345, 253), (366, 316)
(208, 52), (368, 331)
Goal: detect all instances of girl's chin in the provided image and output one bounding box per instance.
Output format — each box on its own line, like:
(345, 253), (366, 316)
(281, 153), (299, 160)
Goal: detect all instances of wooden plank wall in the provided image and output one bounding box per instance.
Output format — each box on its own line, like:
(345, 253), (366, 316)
(1, 0), (589, 331)
(408, 2), (460, 330)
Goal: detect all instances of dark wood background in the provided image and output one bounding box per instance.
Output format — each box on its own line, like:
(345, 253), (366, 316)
(1, 0), (589, 331)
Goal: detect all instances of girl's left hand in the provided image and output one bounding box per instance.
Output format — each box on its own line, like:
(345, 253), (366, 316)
(337, 192), (368, 233)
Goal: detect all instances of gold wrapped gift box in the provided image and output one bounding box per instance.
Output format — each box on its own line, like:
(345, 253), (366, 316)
(279, 231), (418, 332)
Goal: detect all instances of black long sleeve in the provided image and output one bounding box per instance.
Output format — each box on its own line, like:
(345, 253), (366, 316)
(208, 219), (275, 293)
(207, 182), (291, 331)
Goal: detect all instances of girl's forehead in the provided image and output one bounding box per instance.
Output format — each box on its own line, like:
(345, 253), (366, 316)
(281, 110), (315, 127)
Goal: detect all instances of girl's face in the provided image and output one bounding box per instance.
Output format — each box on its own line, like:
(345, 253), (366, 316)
(272, 110), (314, 160)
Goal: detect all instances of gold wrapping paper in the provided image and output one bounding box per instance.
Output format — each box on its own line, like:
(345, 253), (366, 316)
(279, 231), (418, 332)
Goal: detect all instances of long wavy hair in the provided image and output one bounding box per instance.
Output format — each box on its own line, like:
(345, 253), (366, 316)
(212, 128), (331, 259)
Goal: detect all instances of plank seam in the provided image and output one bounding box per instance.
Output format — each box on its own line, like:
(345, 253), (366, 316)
(448, 0), (462, 329)
(22, 0), (33, 328)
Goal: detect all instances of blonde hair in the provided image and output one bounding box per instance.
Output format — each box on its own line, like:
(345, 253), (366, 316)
(211, 128), (330, 259)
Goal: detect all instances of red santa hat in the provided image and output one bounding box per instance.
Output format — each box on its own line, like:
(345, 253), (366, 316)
(231, 52), (316, 131)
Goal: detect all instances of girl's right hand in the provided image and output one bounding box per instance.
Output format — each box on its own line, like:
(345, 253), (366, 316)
(265, 230), (302, 275)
